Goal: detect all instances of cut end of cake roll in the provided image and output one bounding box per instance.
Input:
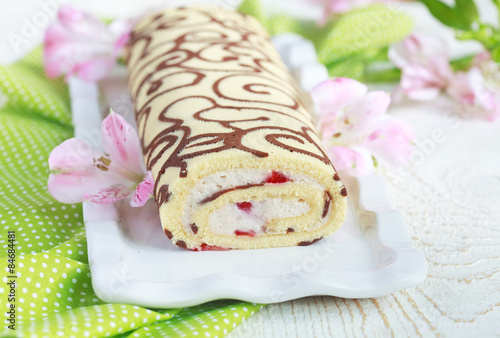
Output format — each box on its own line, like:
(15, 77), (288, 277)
(126, 6), (347, 250)
(160, 153), (347, 250)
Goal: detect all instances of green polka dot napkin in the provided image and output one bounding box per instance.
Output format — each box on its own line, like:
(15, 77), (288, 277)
(0, 48), (263, 338)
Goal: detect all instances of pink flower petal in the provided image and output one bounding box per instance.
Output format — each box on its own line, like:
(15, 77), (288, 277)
(47, 138), (127, 204)
(366, 118), (415, 167)
(114, 32), (131, 51)
(109, 20), (133, 51)
(311, 78), (367, 116)
(319, 117), (340, 142)
(389, 34), (449, 69)
(85, 184), (134, 204)
(403, 85), (441, 101)
(74, 57), (115, 82)
(327, 146), (375, 176)
(44, 23), (113, 80)
(390, 86), (405, 103)
(130, 171), (154, 207)
(446, 67), (500, 121)
(43, 6), (131, 82)
(44, 24), (77, 78)
(57, 6), (109, 39)
(327, 0), (353, 13)
(389, 34), (452, 101)
(47, 107), (149, 206)
(347, 90), (391, 127)
(100, 111), (144, 178)
(447, 69), (478, 105)
(485, 110), (500, 122)
(48, 138), (102, 170)
(474, 51), (491, 66)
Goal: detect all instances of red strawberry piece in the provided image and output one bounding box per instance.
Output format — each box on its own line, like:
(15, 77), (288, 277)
(192, 244), (231, 251)
(265, 171), (290, 184)
(236, 201), (252, 212)
(234, 230), (256, 237)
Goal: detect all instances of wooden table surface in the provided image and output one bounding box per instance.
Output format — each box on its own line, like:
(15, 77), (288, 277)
(229, 2), (500, 336)
(230, 100), (500, 337)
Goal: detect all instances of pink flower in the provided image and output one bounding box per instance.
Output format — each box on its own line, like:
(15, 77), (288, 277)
(44, 6), (132, 82)
(311, 77), (415, 176)
(446, 52), (500, 121)
(390, 37), (500, 121)
(48, 110), (154, 207)
(389, 34), (453, 101)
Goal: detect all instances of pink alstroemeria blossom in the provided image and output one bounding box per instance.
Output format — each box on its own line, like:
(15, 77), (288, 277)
(48, 110), (153, 207)
(44, 5), (132, 82)
(389, 33), (453, 101)
(446, 52), (500, 122)
(311, 77), (415, 176)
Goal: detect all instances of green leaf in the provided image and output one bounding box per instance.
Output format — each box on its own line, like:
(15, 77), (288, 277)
(456, 23), (500, 50)
(316, 5), (413, 65)
(455, 0), (479, 28)
(490, 44), (500, 62)
(327, 59), (366, 80)
(419, 0), (470, 30)
(363, 66), (401, 83)
(325, 48), (388, 79)
(449, 54), (475, 71)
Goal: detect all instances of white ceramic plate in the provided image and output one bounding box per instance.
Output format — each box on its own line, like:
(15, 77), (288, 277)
(70, 39), (426, 307)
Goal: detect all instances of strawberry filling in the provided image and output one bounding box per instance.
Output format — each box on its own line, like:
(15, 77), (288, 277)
(265, 171), (290, 184)
(192, 244), (231, 251)
(234, 230), (256, 237)
(236, 201), (253, 212)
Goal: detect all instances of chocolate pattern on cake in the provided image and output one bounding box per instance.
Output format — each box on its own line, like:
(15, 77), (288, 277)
(126, 8), (336, 201)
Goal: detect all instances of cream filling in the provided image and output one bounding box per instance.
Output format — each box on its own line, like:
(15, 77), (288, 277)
(209, 198), (310, 236)
(182, 169), (326, 235)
